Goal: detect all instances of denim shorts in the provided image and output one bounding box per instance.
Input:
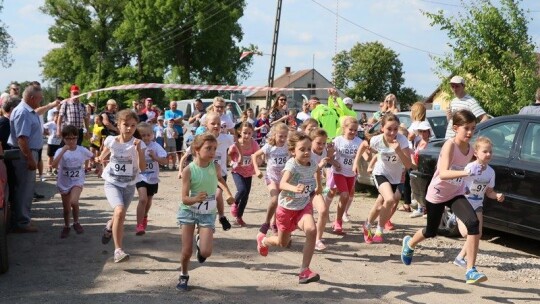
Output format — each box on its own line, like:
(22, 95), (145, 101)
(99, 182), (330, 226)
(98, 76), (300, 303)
(177, 207), (216, 229)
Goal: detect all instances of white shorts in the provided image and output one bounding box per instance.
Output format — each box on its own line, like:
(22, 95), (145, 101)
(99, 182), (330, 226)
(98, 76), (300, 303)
(104, 181), (136, 209)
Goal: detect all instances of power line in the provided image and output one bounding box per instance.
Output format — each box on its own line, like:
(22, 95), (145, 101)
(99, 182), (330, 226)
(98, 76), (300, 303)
(311, 0), (443, 57)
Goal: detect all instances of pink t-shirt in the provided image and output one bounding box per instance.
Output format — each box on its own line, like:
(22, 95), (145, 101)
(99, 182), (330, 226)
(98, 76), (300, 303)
(425, 139), (474, 204)
(230, 139), (260, 178)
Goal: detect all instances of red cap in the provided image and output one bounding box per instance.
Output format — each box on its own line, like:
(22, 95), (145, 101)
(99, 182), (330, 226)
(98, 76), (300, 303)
(70, 85), (80, 93)
(145, 97), (153, 102)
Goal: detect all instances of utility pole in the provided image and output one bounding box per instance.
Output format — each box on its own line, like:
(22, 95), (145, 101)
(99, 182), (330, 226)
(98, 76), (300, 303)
(266, 0), (283, 108)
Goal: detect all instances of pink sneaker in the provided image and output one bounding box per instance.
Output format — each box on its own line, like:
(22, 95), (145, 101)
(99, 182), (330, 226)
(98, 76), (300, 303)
(230, 203), (238, 218)
(256, 232), (268, 256)
(385, 220), (395, 231)
(299, 268), (320, 284)
(136, 224), (145, 236)
(235, 217), (247, 227)
(372, 230), (384, 243)
(332, 220), (344, 235)
(142, 217), (148, 230)
(362, 223), (373, 244)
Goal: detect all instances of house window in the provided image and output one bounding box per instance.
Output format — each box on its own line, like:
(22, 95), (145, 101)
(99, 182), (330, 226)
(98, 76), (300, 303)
(307, 83), (316, 95)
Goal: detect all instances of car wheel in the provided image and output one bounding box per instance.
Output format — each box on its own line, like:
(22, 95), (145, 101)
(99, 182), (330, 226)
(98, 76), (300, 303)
(437, 207), (460, 237)
(0, 207), (8, 274)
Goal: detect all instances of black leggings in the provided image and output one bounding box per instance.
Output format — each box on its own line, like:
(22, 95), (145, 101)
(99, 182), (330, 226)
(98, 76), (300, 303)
(422, 195), (479, 238)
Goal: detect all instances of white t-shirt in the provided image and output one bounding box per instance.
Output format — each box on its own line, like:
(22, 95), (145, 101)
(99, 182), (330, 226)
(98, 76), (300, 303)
(370, 133), (409, 184)
(200, 113), (235, 131)
(296, 111), (311, 122)
(215, 133), (234, 177)
(43, 121), (62, 145)
(55, 146), (93, 193)
(445, 94), (486, 138)
(311, 148), (327, 167)
(261, 143), (289, 183)
(332, 135), (362, 177)
(278, 158), (317, 210)
(140, 141), (167, 184)
(102, 136), (146, 187)
(464, 163), (495, 210)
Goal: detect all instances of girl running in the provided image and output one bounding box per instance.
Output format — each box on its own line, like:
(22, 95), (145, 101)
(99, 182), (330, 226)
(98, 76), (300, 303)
(228, 122), (259, 226)
(135, 122), (168, 235)
(361, 114), (411, 243)
(99, 109), (146, 263)
(453, 137), (504, 267)
(52, 125), (94, 238)
(176, 133), (235, 291)
(401, 109), (488, 284)
(256, 131), (322, 284)
(331, 117), (362, 234)
(300, 118), (319, 135)
(253, 122), (290, 235)
(254, 109), (270, 145)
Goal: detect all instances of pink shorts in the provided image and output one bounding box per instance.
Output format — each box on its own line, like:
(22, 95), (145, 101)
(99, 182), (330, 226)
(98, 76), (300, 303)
(276, 203), (313, 233)
(333, 173), (355, 195)
(326, 170), (336, 189)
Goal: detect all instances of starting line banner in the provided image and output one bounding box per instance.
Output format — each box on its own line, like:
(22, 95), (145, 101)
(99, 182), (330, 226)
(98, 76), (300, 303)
(74, 83), (334, 100)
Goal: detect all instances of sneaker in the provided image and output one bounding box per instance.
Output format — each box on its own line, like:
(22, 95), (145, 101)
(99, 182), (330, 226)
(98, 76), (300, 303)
(372, 230), (384, 243)
(362, 223), (373, 244)
(72, 222), (84, 234)
(195, 234), (206, 263)
(219, 216), (231, 231)
(342, 213), (351, 223)
(34, 192), (45, 199)
(256, 232), (268, 256)
(401, 236), (414, 265)
(230, 203), (238, 218)
(60, 226), (70, 239)
(235, 217), (247, 227)
(315, 240), (326, 251)
(176, 274), (189, 291)
(271, 223), (278, 234)
(332, 220), (344, 235)
(142, 216), (148, 229)
(410, 207), (425, 218)
(384, 220), (395, 231)
(39, 175), (46, 182)
(114, 249), (130, 263)
(298, 268), (320, 284)
(135, 224), (145, 236)
(465, 267), (488, 284)
(453, 256), (467, 268)
(259, 222), (270, 234)
(101, 222), (112, 244)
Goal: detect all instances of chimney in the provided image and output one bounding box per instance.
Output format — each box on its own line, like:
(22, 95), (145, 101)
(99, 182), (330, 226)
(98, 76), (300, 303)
(285, 66), (291, 74)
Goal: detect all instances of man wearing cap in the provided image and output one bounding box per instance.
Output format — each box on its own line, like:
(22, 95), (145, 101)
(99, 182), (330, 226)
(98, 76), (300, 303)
(445, 75), (488, 139)
(519, 87), (540, 115)
(101, 99), (119, 136)
(309, 95), (339, 140)
(143, 98), (159, 123)
(57, 84), (89, 145)
(165, 101), (184, 159)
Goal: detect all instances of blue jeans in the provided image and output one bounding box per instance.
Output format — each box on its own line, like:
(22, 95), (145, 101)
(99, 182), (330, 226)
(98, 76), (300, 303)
(11, 150), (38, 228)
(232, 173), (252, 218)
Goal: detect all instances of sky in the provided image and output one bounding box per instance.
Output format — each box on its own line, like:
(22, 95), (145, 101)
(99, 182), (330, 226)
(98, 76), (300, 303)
(1, 0), (540, 97)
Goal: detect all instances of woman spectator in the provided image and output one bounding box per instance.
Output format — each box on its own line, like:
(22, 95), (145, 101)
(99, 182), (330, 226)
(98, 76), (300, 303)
(134, 100), (148, 123)
(268, 93), (289, 126)
(385, 94), (400, 114)
(101, 99), (119, 136)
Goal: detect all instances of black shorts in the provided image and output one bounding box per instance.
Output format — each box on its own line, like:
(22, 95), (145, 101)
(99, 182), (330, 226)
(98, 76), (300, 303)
(175, 136), (184, 152)
(136, 181), (159, 197)
(373, 175), (399, 193)
(90, 143), (100, 150)
(47, 144), (61, 157)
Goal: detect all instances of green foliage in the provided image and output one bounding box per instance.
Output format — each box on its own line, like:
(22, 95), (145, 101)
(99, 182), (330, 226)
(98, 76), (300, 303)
(40, 0), (254, 110)
(0, 0), (14, 68)
(423, 0), (540, 116)
(397, 87), (420, 111)
(332, 41), (404, 102)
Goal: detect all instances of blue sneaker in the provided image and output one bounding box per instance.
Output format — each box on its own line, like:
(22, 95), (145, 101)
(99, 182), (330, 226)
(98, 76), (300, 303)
(401, 236), (414, 265)
(453, 256), (467, 268)
(176, 274), (189, 291)
(465, 267), (488, 284)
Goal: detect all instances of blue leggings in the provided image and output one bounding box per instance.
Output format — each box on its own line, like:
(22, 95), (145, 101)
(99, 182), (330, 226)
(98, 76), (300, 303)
(232, 173), (253, 218)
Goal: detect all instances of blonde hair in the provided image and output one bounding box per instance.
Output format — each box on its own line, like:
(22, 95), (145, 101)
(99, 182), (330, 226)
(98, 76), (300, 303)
(267, 122), (289, 146)
(410, 102), (426, 121)
(474, 136), (492, 150)
(287, 131), (311, 153)
(341, 116), (358, 134)
(205, 111), (220, 125)
(137, 122), (153, 134)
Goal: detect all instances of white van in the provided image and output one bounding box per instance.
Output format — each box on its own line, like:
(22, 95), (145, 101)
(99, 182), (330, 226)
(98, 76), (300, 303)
(175, 98), (243, 122)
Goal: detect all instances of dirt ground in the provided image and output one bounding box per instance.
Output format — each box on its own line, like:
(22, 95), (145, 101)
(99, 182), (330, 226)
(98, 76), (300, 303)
(0, 168), (539, 304)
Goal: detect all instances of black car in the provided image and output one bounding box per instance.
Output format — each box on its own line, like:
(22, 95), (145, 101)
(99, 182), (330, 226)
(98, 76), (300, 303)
(410, 115), (540, 241)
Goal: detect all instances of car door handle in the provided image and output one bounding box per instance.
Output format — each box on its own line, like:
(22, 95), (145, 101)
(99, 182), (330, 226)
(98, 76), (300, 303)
(511, 170), (525, 179)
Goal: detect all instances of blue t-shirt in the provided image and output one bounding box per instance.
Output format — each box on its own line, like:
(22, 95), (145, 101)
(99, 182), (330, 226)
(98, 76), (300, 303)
(164, 109), (184, 136)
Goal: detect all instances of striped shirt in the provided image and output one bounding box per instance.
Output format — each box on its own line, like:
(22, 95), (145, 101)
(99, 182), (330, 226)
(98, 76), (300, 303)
(445, 94), (486, 139)
(59, 101), (87, 129)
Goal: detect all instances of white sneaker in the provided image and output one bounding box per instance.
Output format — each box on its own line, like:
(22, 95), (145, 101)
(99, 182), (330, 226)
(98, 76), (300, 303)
(342, 214), (351, 223)
(39, 175), (46, 182)
(410, 199), (418, 209)
(410, 207), (425, 218)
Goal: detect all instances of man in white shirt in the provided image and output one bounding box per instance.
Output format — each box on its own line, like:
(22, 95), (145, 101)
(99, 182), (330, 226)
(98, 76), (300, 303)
(296, 101), (311, 122)
(519, 88), (540, 115)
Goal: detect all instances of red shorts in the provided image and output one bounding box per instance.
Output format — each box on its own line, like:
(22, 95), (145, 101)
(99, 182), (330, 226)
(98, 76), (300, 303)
(333, 173), (355, 195)
(276, 203), (313, 233)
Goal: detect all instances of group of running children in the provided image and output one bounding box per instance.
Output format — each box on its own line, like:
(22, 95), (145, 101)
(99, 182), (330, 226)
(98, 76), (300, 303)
(49, 99), (503, 291)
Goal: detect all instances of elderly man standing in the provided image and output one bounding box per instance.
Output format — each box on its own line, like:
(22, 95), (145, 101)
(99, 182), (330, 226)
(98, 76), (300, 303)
(445, 76), (488, 139)
(57, 85), (89, 145)
(165, 101), (185, 159)
(7, 85), (44, 232)
(200, 96), (235, 134)
(309, 96), (339, 141)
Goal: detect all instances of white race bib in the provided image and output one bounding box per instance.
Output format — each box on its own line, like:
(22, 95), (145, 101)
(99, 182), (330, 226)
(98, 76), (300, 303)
(241, 155), (251, 166)
(271, 155), (288, 167)
(143, 158), (155, 174)
(381, 152), (398, 164)
(110, 158), (134, 177)
(448, 165), (465, 185)
(190, 194), (217, 214)
(294, 178), (315, 198)
(63, 166), (82, 180)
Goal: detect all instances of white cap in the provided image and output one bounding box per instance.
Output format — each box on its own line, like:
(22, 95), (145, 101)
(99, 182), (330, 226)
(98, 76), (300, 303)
(450, 75), (465, 85)
(414, 121), (431, 131)
(343, 97), (353, 105)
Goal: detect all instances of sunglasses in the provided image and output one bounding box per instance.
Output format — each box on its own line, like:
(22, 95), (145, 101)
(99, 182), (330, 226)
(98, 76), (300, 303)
(278, 98), (286, 101)
(450, 84), (462, 88)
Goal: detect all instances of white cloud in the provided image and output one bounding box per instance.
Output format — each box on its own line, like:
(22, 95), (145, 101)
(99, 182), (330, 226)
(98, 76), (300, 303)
(13, 34), (58, 56)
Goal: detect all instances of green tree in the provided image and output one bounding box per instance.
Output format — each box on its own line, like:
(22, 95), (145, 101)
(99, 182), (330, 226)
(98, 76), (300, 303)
(424, 0), (540, 116)
(397, 87), (420, 111)
(332, 41), (404, 102)
(0, 0), (14, 68)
